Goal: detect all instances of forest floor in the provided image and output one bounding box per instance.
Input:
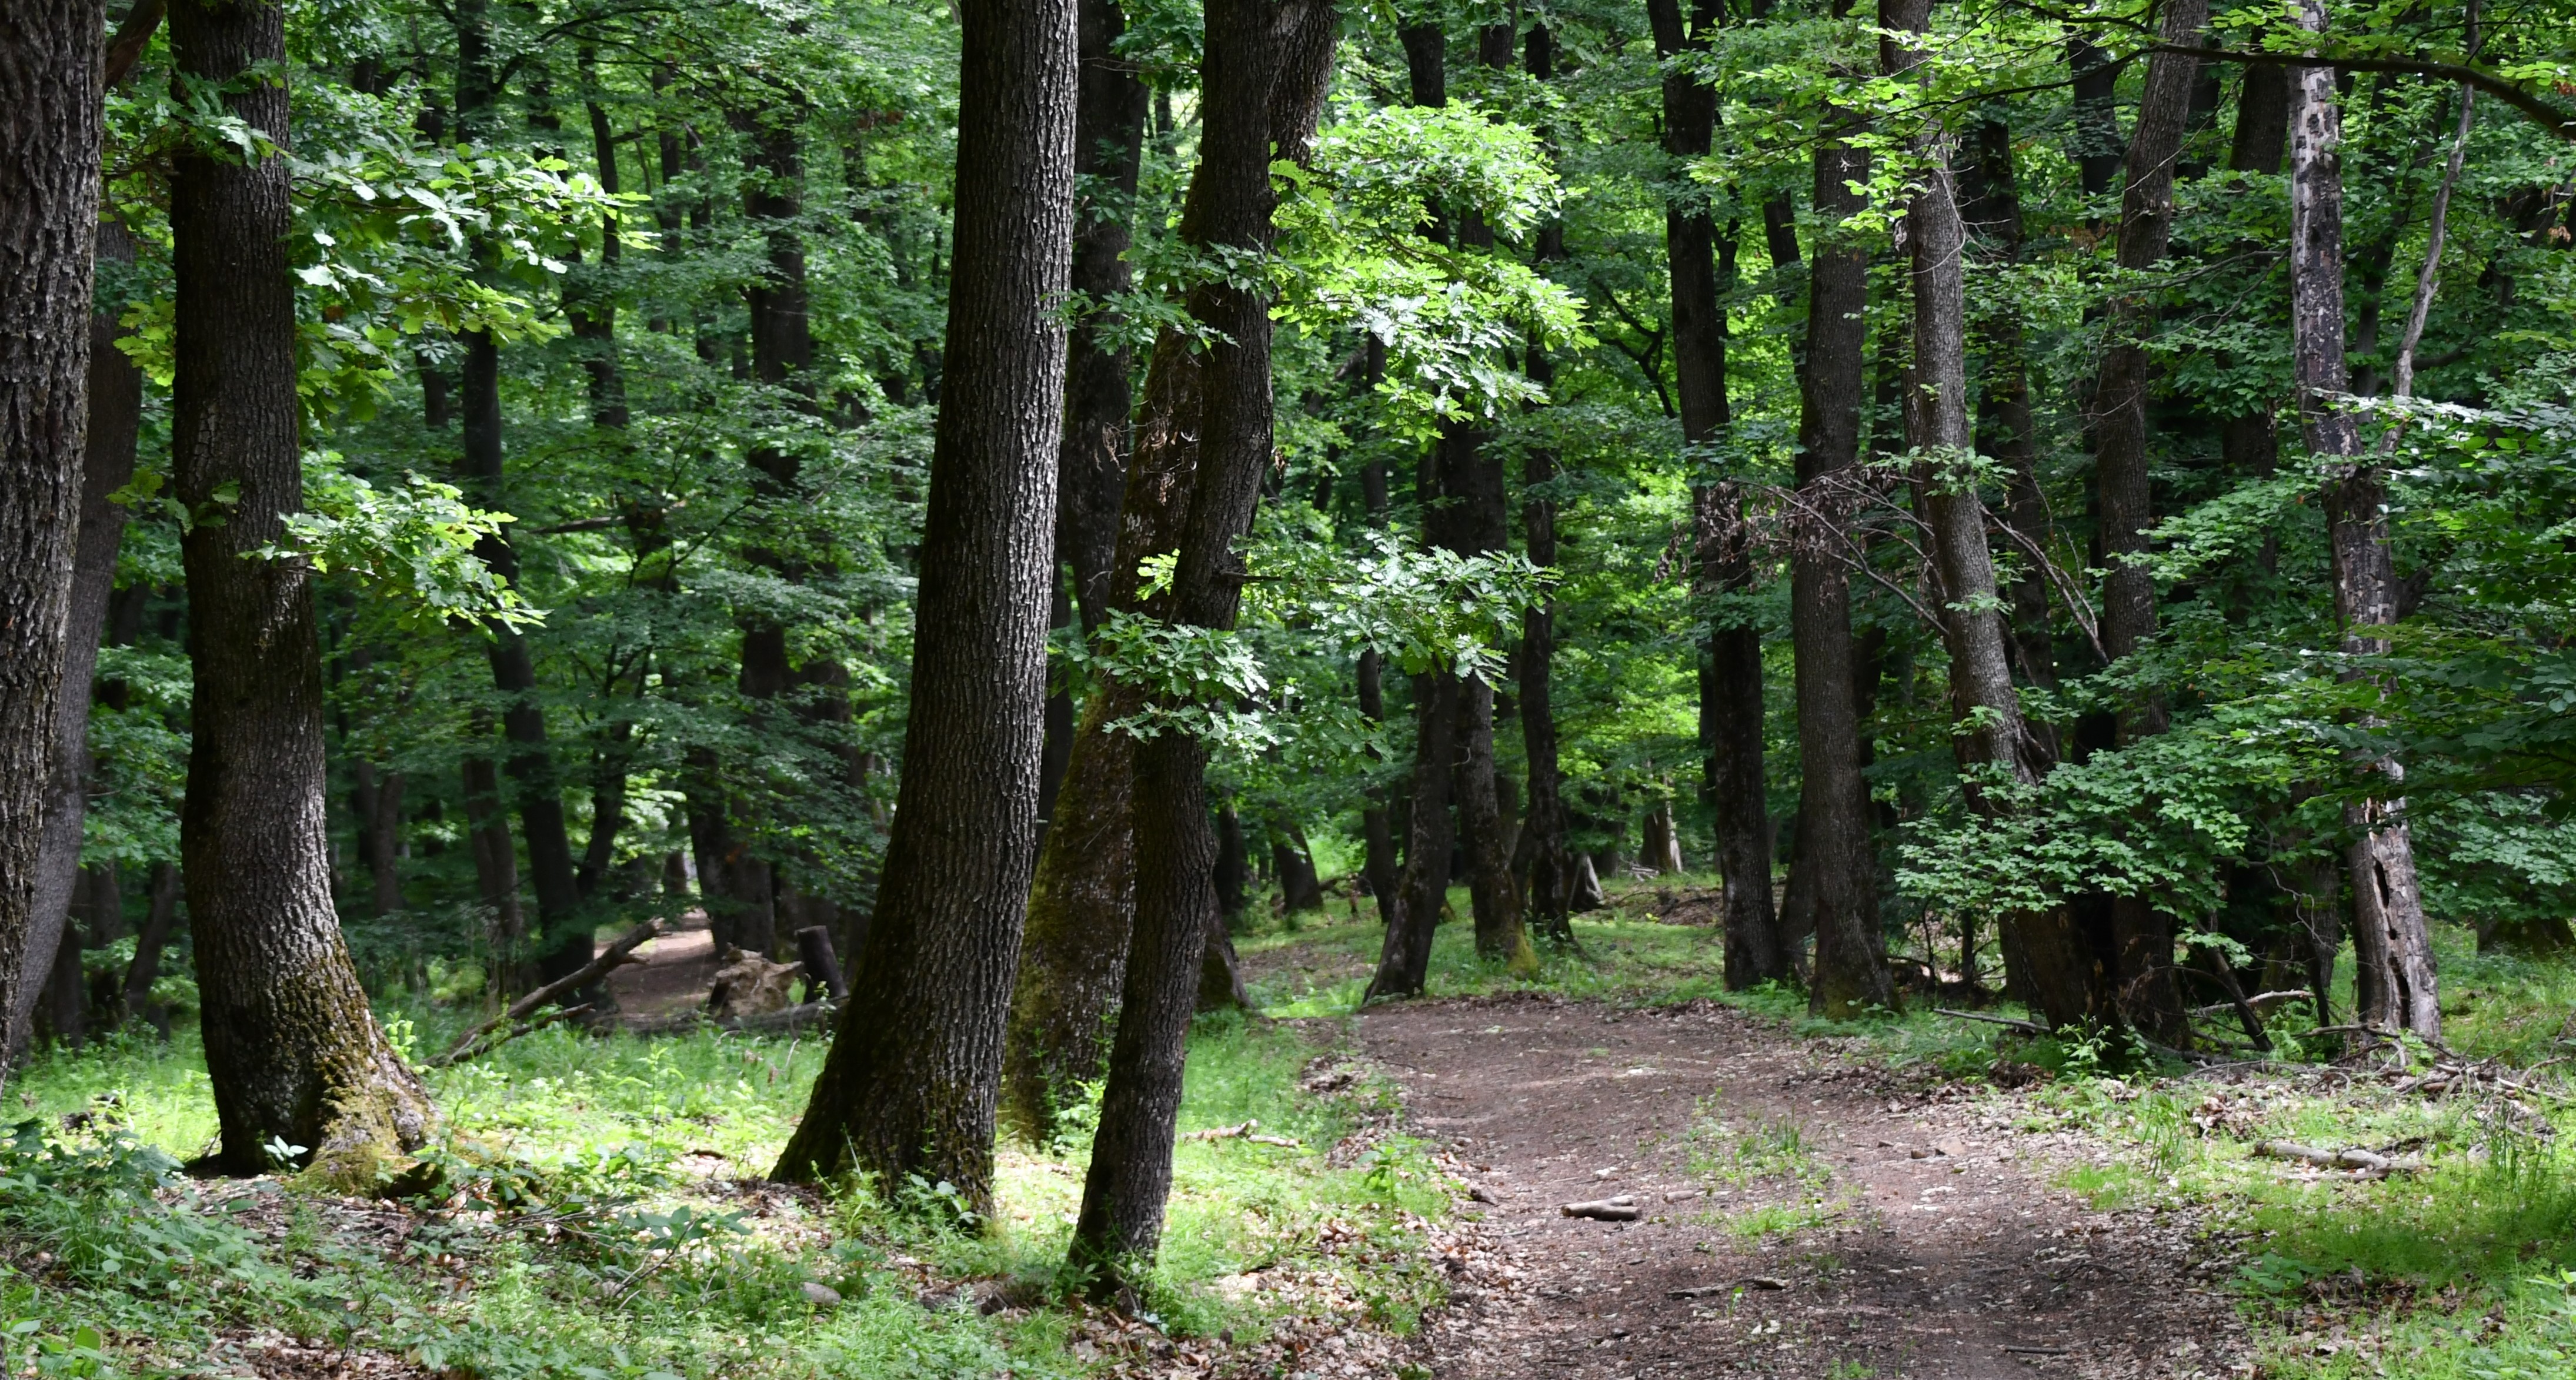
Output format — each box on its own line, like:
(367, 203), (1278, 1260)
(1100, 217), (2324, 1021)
(9, 878), (2576, 1378)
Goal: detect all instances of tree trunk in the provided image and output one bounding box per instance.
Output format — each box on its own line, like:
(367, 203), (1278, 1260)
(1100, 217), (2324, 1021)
(170, 0), (435, 1176)
(1454, 675), (1534, 969)
(2089, 0), (2206, 1044)
(1793, 96), (1891, 1017)
(2219, 66), (2291, 492)
(0, 0), (103, 1082)
(772, 0), (1076, 1207)
(13, 216), (138, 1061)
(1963, 118), (2058, 710)
(1367, 671), (1458, 1001)
(1269, 816), (1323, 913)
(1060, 0), (1148, 630)
(1647, 0), (1783, 987)
(2286, 6), (2441, 1042)
(462, 750), (526, 980)
(999, 324), (1201, 1140)
(355, 763), (405, 914)
(121, 862), (181, 1021)
(1356, 649), (1404, 924)
(1072, 0), (1336, 1287)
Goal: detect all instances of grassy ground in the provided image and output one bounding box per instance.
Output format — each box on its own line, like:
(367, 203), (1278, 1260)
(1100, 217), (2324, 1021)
(8, 876), (2575, 1377)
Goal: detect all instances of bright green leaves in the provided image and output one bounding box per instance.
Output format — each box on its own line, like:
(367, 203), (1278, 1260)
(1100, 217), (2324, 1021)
(1275, 102), (1587, 436)
(259, 454), (539, 634)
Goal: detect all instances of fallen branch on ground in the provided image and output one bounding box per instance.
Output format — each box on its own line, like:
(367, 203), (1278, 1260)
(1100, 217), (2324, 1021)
(621, 1000), (838, 1038)
(2252, 1140), (2424, 1176)
(1180, 1120), (1301, 1148)
(438, 921), (660, 1062)
(1561, 1196), (1639, 1221)
(2190, 990), (2312, 1020)
(433, 1004), (593, 1067)
(1933, 1008), (2049, 1036)
(1670, 1277), (1785, 1298)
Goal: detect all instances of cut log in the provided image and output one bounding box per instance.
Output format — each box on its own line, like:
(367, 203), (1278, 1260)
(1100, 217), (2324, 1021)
(2251, 1140), (2422, 1175)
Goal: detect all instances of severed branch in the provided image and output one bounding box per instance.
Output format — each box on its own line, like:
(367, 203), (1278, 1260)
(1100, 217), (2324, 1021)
(1987, 508), (2108, 667)
(1934, 1008), (2050, 1036)
(433, 1003), (593, 1067)
(436, 920), (660, 1064)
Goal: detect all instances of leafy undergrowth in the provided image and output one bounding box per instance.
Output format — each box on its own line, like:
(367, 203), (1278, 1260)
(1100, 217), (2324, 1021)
(2, 1007), (1454, 1378)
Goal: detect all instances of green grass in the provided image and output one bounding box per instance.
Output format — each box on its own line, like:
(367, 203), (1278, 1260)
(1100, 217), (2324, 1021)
(1, 999), (1450, 1378)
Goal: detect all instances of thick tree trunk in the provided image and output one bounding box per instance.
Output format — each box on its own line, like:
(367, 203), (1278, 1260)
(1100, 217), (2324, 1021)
(0, 0), (103, 1081)
(2089, 0), (2206, 1044)
(13, 219), (137, 1061)
(2286, 10), (2440, 1041)
(1356, 648), (1404, 925)
(170, 0), (435, 1176)
(1649, 0), (1783, 988)
(1073, 0), (1336, 1287)
(773, 0), (1076, 1207)
(1269, 816), (1324, 913)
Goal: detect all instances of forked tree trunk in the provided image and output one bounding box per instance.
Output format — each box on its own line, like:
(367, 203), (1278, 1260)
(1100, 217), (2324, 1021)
(2285, 3), (2440, 1041)
(171, 0), (435, 1176)
(1649, 0), (1784, 988)
(0, 0), (104, 1082)
(1072, 0), (1337, 1288)
(772, 0), (1077, 1206)
(2089, 0), (2205, 1042)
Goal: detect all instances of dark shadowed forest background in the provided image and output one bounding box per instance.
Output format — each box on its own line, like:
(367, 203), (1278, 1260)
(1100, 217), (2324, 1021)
(1, 0), (2574, 1373)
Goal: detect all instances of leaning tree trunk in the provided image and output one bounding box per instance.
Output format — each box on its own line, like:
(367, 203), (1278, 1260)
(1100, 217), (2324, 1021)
(1071, 0), (1338, 1291)
(1793, 84), (1888, 1017)
(170, 0), (435, 1177)
(772, 0), (1077, 1208)
(1650, 0), (1784, 989)
(13, 221), (136, 1061)
(0, 0), (104, 1084)
(999, 0), (1153, 1142)
(2089, 0), (2206, 1043)
(2286, 1), (2440, 1041)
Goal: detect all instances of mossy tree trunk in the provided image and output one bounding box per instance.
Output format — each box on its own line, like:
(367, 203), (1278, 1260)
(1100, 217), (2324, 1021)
(171, 0), (435, 1176)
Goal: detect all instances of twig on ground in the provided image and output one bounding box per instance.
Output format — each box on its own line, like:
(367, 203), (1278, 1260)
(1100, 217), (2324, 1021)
(1181, 1120), (1302, 1148)
(1933, 1008), (2049, 1036)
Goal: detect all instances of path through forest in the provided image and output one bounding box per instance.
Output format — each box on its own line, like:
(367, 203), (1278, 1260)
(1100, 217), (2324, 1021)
(1356, 996), (2253, 1380)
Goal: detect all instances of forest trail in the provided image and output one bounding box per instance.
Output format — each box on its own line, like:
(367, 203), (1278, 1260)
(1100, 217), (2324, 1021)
(1355, 996), (2252, 1380)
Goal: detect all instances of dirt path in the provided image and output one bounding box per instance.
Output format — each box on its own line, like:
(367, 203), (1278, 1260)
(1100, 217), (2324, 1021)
(1357, 995), (2250, 1380)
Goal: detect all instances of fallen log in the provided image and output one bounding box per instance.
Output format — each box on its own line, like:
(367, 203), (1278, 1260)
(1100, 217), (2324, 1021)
(438, 921), (660, 1063)
(1561, 1195), (1639, 1221)
(620, 1000), (839, 1038)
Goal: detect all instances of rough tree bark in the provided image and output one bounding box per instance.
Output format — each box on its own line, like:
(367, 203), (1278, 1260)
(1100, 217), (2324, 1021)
(999, 0), (1153, 1143)
(1962, 118), (2057, 713)
(170, 0), (435, 1177)
(1649, 0), (1786, 988)
(13, 220), (135, 1062)
(0, 0), (105, 1082)
(1070, 0), (1337, 1289)
(2220, 66), (2291, 486)
(772, 0), (1077, 1205)
(1792, 12), (1888, 1016)
(2088, 0), (2207, 1042)
(2285, 0), (2441, 1042)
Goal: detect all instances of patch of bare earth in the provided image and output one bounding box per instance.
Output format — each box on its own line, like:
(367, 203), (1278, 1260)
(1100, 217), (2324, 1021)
(602, 915), (722, 1021)
(1359, 995), (2251, 1380)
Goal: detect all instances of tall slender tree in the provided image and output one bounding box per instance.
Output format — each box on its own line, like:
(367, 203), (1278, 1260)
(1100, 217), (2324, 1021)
(1002, 0), (1153, 1142)
(1071, 0), (1337, 1286)
(2285, 0), (2441, 1041)
(772, 0), (1078, 1205)
(169, 0), (435, 1175)
(1515, 16), (1576, 943)
(2088, 0), (2207, 1041)
(1791, 21), (1890, 1015)
(1649, 0), (1785, 988)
